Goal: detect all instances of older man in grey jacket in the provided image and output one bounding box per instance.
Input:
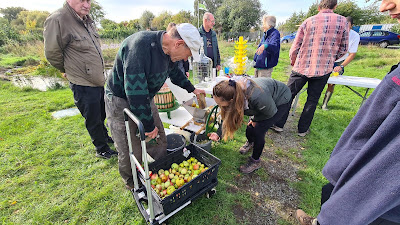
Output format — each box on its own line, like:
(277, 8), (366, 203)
(44, 0), (117, 159)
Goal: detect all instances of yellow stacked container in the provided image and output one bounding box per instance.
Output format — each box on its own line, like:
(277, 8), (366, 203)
(234, 36), (248, 75)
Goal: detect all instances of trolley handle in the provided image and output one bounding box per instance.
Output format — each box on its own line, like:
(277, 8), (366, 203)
(123, 108), (145, 141)
(123, 108), (156, 222)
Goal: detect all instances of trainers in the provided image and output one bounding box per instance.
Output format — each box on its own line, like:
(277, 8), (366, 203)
(239, 141), (254, 154)
(298, 129), (310, 137)
(107, 136), (114, 144)
(96, 148), (118, 159)
(295, 209), (317, 225)
(239, 157), (261, 174)
(270, 125), (283, 133)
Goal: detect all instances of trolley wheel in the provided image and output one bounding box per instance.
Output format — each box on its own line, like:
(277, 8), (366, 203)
(205, 188), (216, 198)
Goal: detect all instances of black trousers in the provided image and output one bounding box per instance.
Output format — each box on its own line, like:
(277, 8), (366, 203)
(321, 183), (400, 225)
(246, 102), (291, 160)
(70, 83), (109, 152)
(275, 71), (330, 133)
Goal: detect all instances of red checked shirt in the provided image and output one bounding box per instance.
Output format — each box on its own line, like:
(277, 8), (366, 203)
(290, 9), (349, 78)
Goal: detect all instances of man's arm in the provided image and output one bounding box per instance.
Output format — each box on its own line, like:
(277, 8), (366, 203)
(289, 24), (305, 66)
(169, 65), (195, 93)
(215, 35), (221, 70)
(43, 17), (65, 72)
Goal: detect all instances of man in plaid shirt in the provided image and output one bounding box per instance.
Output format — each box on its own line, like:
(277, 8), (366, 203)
(273, 0), (348, 137)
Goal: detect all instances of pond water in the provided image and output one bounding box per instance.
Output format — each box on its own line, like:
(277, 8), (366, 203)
(10, 75), (67, 91)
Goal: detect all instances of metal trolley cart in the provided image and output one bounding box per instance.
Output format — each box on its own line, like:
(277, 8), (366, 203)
(124, 108), (221, 225)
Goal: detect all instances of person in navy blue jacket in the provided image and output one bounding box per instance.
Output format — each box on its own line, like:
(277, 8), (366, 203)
(253, 15), (280, 78)
(295, 1), (400, 224)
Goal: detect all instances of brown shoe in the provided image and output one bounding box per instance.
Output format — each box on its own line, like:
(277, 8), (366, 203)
(239, 141), (254, 154)
(298, 129), (310, 137)
(295, 209), (317, 225)
(239, 157), (261, 174)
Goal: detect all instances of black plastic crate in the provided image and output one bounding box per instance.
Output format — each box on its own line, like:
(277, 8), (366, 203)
(144, 144), (220, 215)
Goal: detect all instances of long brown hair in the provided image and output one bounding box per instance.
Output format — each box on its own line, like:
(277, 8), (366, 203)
(213, 80), (245, 141)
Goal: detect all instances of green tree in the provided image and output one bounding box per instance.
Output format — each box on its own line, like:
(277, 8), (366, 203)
(171, 10), (194, 25)
(278, 11), (306, 34)
(100, 19), (118, 30)
(151, 11), (172, 30)
(193, 0), (223, 21)
(0, 17), (20, 46)
(216, 0), (262, 32)
(90, 0), (105, 25)
(11, 10), (49, 30)
(139, 10), (155, 30)
(0, 7), (26, 22)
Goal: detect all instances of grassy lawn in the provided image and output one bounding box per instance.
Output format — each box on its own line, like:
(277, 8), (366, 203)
(1, 41), (399, 224)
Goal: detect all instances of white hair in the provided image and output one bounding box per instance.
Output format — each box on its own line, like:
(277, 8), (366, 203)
(203, 12), (213, 21)
(263, 15), (276, 28)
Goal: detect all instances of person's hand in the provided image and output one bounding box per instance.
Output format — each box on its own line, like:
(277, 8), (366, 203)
(145, 127), (159, 139)
(185, 72), (190, 78)
(193, 88), (206, 96)
(256, 45), (265, 55)
(248, 120), (256, 127)
(216, 65), (221, 71)
(333, 66), (343, 72)
(208, 132), (220, 141)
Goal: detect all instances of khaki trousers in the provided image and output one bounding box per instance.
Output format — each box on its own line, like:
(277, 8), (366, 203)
(254, 68), (273, 78)
(105, 95), (167, 186)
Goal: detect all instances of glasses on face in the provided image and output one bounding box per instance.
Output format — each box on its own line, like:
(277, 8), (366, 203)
(208, 19), (215, 23)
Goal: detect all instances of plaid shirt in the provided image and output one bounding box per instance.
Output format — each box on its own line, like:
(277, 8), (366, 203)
(290, 9), (348, 77)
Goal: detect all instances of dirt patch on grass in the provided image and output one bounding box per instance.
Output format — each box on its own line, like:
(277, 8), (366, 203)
(232, 115), (305, 225)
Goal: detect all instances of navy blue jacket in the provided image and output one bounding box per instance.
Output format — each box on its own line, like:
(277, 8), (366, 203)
(199, 25), (220, 68)
(318, 66), (400, 224)
(253, 28), (280, 69)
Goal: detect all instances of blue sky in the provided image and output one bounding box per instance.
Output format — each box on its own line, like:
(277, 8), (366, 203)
(1, 0), (376, 25)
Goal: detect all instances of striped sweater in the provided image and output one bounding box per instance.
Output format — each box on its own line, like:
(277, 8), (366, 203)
(106, 31), (195, 132)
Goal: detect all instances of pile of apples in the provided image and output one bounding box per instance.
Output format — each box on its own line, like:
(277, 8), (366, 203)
(150, 157), (208, 199)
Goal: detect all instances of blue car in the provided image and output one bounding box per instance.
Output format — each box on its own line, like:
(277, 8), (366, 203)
(281, 32), (296, 43)
(359, 30), (400, 48)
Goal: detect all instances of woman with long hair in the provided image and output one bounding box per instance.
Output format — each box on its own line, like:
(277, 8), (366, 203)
(210, 76), (291, 173)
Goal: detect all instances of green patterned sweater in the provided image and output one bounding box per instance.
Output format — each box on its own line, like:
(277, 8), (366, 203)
(106, 31), (195, 132)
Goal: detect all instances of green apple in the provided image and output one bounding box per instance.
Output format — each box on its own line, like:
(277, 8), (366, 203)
(171, 163), (179, 169)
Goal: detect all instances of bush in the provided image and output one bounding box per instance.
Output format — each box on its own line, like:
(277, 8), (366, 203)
(32, 58), (62, 77)
(391, 24), (400, 34)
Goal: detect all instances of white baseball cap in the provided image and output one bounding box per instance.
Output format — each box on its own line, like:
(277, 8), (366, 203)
(176, 23), (202, 62)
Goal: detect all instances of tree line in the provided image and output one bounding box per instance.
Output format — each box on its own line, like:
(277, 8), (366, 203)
(0, 0), (397, 46)
(278, 1), (398, 34)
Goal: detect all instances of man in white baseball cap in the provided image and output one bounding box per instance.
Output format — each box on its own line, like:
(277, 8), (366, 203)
(176, 23), (202, 62)
(105, 23), (205, 190)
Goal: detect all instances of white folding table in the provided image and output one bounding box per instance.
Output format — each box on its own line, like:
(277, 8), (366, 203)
(291, 75), (382, 115)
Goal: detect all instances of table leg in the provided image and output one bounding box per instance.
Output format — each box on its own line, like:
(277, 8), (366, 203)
(360, 88), (370, 107)
(345, 86), (370, 108)
(167, 111), (171, 119)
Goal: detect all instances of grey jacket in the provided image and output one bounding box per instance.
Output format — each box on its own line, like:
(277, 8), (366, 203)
(244, 78), (291, 121)
(44, 2), (105, 87)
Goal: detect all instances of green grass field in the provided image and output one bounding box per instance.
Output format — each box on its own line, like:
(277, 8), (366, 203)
(1, 41), (399, 224)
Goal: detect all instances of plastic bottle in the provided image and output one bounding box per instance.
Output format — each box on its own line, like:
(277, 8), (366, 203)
(219, 69), (224, 77)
